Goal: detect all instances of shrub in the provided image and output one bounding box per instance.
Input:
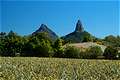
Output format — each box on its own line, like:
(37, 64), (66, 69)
(118, 52), (120, 59)
(103, 46), (119, 59)
(22, 38), (53, 57)
(35, 39), (53, 57)
(64, 46), (80, 58)
(82, 46), (103, 59)
(0, 46), (3, 56)
(82, 35), (93, 42)
(53, 39), (64, 57)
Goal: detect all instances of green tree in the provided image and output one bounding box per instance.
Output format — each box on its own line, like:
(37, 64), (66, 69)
(82, 35), (93, 42)
(0, 43), (4, 56)
(104, 35), (116, 42)
(87, 46), (103, 59)
(2, 31), (24, 56)
(53, 38), (64, 57)
(103, 46), (118, 59)
(0, 32), (6, 56)
(35, 39), (53, 57)
(79, 46), (103, 59)
(64, 46), (80, 58)
(22, 42), (35, 56)
(104, 35), (120, 47)
(33, 32), (52, 43)
(22, 32), (53, 57)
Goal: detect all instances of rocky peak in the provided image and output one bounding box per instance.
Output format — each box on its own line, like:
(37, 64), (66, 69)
(32, 24), (58, 41)
(75, 20), (84, 32)
(38, 24), (48, 32)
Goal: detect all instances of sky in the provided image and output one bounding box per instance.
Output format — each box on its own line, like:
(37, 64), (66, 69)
(0, 0), (119, 38)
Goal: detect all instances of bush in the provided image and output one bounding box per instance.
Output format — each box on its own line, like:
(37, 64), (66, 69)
(82, 35), (93, 42)
(53, 39), (64, 57)
(64, 46), (80, 58)
(22, 39), (53, 57)
(103, 46), (119, 59)
(82, 46), (103, 59)
(118, 52), (120, 59)
(35, 39), (53, 57)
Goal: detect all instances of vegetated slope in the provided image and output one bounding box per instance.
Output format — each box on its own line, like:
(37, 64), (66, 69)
(62, 20), (93, 43)
(0, 57), (120, 80)
(32, 24), (58, 41)
(68, 42), (106, 52)
(62, 31), (92, 43)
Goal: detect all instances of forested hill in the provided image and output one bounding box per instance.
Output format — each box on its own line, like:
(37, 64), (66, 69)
(61, 20), (93, 43)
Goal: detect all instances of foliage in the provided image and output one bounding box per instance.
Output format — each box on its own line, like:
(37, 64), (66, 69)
(0, 31), (24, 56)
(34, 39), (53, 57)
(0, 31), (120, 59)
(53, 38), (64, 57)
(103, 35), (120, 47)
(33, 32), (52, 43)
(0, 57), (120, 80)
(103, 46), (119, 59)
(119, 52), (120, 59)
(0, 32), (6, 56)
(87, 46), (103, 58)
(64, 46), (80, 58)
(80, 46), (103, 59)
(0, 44), (4, 56)
(22, 33), (53, 57)
(82, 34), (93, 42)
(62, 31), (93, 43)
(104, 35), (117, 43)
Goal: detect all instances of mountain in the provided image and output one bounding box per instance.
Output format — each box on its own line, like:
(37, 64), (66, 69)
(75, 20), (84, 32)
(62, 20), (93, 43)
(32, 24), (58, 41)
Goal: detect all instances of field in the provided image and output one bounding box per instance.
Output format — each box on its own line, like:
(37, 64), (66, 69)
(0, 57), (120, 80)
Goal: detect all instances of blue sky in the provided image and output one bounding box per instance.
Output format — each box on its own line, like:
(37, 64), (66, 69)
(0, 0), (119, 38)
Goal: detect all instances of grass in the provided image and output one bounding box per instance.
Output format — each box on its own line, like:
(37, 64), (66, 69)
(0, 57), (120, 80)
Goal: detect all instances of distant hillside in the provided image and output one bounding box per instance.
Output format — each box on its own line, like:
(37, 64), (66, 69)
(32, 24), (58, 41)
(62, 20), (93, 43)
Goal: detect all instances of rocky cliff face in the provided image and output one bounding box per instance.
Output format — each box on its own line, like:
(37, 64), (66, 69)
(32, 24), (58, 41)
(75, 20), (84, 32)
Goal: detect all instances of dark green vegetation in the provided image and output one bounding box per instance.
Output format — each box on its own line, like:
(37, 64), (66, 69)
(62, 20), (93, 43)
(0, 57), (120, 80)
(103, 46), (119, 59)
(103, 35), (120, 47)
(62, 31), (93, 43)
(0, 31), (120, 59)
(0, 20), (120, 59)
(83, 46), (103, 59)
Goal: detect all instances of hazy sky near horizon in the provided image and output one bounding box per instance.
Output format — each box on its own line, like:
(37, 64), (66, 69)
(1, 0), (119, 38)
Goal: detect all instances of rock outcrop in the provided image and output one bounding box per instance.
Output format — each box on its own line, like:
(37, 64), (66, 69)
(75, 20), (84, 32)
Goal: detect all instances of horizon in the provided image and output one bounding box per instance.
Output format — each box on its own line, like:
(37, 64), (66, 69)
(0, 0), (119, 38)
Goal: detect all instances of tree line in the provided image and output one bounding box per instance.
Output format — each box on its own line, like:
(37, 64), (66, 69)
(0, 31), (120, 59)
